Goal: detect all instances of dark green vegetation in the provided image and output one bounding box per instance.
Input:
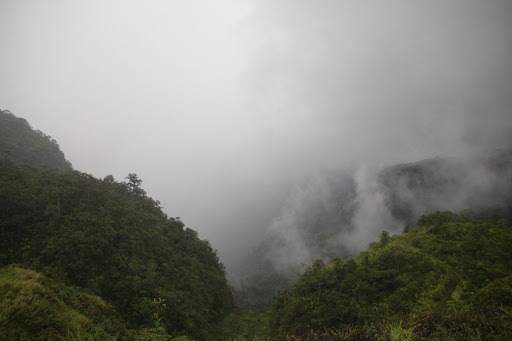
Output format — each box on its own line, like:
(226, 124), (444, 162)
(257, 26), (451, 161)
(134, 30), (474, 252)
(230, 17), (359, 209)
(0, 110), (233, 340)
(270, 211), (512, 339)
(0, 163), (233, 339)
(0, 110), (72, 171)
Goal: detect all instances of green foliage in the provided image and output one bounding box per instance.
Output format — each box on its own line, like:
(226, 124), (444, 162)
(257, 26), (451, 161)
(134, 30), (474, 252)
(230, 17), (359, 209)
(0, 163), (233, 340)
(0, 266), (124, 340)
(0, 109), (72, 171)
(215, 310), (272, 340)
(133, 298), (172, 340)
(171, 336), (194, 341)
(270, 212), (512, 338)
(126, 173), (147, 196)
(389, 322), (415, 341)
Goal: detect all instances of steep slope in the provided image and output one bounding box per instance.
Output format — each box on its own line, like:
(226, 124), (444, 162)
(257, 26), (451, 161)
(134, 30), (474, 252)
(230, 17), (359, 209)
(0, 109), (72, 171)
(0, 165), (232, 338)
(0, 111), (234, 339)
(0, 266), (127, 340)
(0, 163), (234, 339)
(270, 211), (512, 339)
(0, 155), (233, 341)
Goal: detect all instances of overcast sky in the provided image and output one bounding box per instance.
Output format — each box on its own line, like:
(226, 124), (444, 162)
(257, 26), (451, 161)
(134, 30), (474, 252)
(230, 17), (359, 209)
(1, 0), (511, 269)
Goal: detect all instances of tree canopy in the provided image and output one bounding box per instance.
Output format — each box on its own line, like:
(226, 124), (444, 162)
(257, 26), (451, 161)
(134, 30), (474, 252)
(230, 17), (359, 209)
(0, 162), (233, 339)
(0, 109), (72, 171)
(270, 211), (512, 339)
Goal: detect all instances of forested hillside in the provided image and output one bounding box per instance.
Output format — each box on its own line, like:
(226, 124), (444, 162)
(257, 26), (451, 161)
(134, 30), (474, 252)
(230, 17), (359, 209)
(271, 211), (512, 340)
(0, 163), (233, 339)
(0, 109), (72, 171)
(0, 111), (233, 340)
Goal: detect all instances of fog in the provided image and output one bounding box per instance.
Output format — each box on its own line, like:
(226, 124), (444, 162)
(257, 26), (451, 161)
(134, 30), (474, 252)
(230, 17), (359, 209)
(1, 0), (511, 271)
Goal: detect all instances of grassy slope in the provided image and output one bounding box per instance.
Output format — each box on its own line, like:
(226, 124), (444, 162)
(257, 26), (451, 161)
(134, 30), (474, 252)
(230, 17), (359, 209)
(0, 266), (126, 340)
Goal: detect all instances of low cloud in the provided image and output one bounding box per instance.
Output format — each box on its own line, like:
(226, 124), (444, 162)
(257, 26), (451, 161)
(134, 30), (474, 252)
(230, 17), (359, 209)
(1, 1), (511, 271)
(256, 150), (512, 274)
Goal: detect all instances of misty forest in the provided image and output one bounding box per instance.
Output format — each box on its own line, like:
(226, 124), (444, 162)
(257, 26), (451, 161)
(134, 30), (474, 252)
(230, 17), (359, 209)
(1, 1), (512, 341)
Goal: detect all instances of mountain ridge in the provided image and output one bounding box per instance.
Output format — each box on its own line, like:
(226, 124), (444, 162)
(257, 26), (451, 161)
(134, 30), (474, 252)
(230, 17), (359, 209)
(0, 109), (72, 171)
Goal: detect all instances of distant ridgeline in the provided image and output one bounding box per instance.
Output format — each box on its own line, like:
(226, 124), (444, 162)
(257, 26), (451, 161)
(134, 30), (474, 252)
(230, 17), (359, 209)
(379, 150), (512, 225)
(0, 111), (234, 340)
(234, 150), (512, 311)
(0, 109), (72, 171)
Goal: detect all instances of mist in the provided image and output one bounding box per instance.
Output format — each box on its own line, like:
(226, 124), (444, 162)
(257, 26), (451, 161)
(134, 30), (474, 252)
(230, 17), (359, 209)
(1, 0), (511, 271)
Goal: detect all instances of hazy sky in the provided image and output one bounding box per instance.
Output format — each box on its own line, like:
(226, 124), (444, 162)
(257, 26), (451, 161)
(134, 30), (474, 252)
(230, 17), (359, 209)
(1, 0), (511, 269)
